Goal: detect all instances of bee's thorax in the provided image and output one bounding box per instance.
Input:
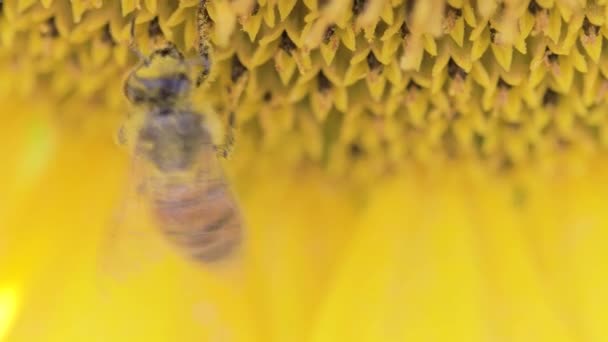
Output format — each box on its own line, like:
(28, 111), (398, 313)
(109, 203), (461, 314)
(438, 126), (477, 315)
(139, 110), (212, 172)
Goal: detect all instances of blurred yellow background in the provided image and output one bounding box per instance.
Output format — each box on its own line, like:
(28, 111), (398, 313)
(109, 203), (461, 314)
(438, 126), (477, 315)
(2, 98), (608, 341)
(4, 0), (608, 341)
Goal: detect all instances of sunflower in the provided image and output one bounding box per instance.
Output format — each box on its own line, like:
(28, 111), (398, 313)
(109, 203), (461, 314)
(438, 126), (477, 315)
(2, 0), (608, 341)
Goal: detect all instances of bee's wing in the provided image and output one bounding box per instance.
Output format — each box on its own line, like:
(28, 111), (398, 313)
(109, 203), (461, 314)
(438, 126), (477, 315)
(97, 155), (170, 282)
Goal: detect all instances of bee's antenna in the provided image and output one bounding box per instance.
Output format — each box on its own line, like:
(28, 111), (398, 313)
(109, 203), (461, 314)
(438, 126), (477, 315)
(129, 13), (149, 66)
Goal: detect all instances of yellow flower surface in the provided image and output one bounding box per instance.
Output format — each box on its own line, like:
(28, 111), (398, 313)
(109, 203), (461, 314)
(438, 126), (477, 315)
(3, 0), (608, 341)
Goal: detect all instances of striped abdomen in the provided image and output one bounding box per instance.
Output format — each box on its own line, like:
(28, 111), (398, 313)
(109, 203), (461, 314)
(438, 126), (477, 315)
(150, 179), (242, 263)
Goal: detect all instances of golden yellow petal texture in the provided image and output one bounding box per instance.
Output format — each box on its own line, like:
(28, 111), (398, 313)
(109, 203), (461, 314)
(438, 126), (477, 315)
(4, 0), (608, 341)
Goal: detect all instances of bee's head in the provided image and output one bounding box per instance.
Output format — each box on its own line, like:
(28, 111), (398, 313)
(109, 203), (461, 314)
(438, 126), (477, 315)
(124, 46), (191, 106)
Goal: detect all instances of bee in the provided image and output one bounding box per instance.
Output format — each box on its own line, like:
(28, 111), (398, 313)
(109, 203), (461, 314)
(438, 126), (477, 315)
(107, 4), (243, 268)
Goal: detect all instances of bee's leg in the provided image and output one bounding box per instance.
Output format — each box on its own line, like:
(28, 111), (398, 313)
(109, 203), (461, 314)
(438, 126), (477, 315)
(214, 112), (236, 159)
(195, 0), (212, 87)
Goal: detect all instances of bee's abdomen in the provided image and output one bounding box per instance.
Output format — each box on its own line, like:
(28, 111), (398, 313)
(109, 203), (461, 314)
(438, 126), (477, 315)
(152, 182), (242, 263)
